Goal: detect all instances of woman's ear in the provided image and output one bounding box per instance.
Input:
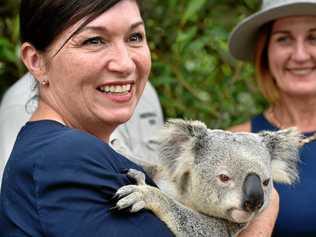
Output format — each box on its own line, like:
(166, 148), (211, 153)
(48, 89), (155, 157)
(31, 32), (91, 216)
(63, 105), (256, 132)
(20, 42), (47, 82)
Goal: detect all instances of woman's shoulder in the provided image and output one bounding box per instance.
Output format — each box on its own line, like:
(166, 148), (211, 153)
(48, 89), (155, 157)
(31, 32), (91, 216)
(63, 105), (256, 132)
(229, 121), (251, 132)
(24, 121), (139, 189)
(10, 120), (144, 185)
(21, 120), (109, 151)
(15, 120), (125, 170)
(228, 114), (273, 133)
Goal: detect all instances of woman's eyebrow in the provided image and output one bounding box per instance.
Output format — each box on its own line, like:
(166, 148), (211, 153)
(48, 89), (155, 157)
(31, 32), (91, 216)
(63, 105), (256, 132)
(309, 28), (316, 33)
(76, 21), (144, 35)
(272, 28), (316, 35)
(271, 30), (290, 35)
(130, 21), (144, 29)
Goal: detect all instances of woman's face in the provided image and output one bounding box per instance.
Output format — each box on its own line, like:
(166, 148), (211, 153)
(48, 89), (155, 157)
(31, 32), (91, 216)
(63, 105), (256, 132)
(42, 0), (151, 139)
(268, 16), (316, 98)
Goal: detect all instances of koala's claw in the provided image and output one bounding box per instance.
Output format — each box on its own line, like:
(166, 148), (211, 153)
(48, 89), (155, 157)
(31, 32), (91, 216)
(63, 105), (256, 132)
(114, 185), (136, 199)
(113, 169), (160, 214)
(126, 168), (146, 185)
(114, 185), (146, 212)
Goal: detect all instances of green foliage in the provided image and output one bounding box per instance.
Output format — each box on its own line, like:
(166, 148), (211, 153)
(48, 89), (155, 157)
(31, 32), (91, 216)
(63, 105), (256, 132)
(143, 0), (267, 128)
(0, 0), (25, 97)
(0, 0), (268, 128)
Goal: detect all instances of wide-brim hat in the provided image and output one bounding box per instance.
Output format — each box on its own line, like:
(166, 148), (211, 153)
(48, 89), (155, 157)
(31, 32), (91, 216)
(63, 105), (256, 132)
(229, 0), (316, 61)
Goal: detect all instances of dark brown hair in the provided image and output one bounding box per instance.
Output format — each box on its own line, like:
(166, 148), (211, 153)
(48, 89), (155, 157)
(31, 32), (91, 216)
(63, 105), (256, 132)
(20, 0), (140, 52)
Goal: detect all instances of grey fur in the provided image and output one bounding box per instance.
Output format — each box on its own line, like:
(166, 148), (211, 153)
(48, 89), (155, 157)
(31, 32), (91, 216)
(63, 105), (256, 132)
(114, 119), (301, 237)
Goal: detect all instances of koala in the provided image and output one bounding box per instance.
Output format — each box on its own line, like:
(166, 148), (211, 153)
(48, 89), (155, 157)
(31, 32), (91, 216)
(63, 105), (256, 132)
(112, 119), (301, 237)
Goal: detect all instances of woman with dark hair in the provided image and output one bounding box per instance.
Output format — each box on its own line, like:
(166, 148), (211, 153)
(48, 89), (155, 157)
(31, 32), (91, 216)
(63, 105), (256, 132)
(0, 0), (173, 236)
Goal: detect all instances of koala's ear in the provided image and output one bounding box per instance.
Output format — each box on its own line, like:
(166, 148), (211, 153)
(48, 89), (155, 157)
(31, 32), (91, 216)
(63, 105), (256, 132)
(159, 119), (208, 144)
(259, 128), (301, 184)
(157, 119), (208, 177)
(157, 119), (208, 195)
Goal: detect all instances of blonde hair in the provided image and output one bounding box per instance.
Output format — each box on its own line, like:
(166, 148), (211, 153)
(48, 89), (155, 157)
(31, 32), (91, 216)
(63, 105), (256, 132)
(254, 22), (279, 104)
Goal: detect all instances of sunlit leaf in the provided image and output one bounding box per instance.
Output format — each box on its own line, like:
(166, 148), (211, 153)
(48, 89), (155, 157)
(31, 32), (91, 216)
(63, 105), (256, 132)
(181, 0), (207, 24)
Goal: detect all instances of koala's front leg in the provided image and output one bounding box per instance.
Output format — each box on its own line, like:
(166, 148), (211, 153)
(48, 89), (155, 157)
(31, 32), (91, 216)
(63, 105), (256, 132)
(114, 169), (238, 237)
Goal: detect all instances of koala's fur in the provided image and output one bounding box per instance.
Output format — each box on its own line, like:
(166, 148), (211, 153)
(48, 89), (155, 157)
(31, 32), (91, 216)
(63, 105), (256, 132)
(113, 119), (301, 237)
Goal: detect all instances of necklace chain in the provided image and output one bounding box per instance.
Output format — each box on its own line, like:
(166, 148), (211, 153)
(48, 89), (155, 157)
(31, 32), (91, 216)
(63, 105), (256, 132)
(267, 106), (284, 129)
(267, 106), (316, 145)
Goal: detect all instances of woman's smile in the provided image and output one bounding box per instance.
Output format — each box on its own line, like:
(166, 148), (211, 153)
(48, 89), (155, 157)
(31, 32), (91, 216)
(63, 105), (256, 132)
(285, 67), (316, 77)
(97, 81), (135, 103)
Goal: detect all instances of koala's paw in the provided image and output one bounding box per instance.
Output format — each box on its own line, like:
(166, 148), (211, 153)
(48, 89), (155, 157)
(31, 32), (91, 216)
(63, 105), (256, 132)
(113, 185), (147, 212)
(113, 169), (157, 213)
(126, 168), (146, 185)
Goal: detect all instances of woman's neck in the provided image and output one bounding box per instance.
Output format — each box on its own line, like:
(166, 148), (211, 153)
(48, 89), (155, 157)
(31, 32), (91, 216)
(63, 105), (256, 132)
(265, 95), (316, 133)
(31, 100), (112, 143)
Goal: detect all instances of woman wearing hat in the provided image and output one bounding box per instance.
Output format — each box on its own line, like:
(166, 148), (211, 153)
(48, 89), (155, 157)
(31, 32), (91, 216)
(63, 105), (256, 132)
(229, 0), (316, 236)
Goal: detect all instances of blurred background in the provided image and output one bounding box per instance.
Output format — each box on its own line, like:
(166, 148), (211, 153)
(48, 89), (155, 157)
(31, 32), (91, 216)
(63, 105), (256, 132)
(0, 0), (266, 129)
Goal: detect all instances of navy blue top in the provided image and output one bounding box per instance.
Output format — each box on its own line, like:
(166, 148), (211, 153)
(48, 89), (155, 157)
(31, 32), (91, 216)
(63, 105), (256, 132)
(0, 120), (173, 237)
(251, 114), (316, 237)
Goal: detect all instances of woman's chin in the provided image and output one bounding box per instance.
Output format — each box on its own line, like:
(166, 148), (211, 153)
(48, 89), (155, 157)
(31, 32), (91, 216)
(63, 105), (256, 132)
(104, 110), (134, 125)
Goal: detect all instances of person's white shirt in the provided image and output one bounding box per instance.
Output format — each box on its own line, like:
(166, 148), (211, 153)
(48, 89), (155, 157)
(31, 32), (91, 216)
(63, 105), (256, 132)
(0, 73), (164, 184)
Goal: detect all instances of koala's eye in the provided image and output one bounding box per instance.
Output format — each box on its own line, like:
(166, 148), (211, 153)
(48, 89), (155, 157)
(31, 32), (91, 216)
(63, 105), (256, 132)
(263, 179), (270, 186)
(218, 174), (231, 183)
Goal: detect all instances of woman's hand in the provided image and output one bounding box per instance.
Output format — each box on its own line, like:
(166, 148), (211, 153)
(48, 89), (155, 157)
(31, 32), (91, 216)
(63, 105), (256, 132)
(238, 188), (279, 237)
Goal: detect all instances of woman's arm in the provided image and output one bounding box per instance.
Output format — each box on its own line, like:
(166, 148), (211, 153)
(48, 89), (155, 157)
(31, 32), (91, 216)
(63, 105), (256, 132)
(238, 188), (279, 237)
(35, 133), (173, 237)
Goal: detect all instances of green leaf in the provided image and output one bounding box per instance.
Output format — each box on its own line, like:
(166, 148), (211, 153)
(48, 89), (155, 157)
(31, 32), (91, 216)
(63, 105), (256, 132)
(0, 37), (17, 63)
(181, 0), (207, 24)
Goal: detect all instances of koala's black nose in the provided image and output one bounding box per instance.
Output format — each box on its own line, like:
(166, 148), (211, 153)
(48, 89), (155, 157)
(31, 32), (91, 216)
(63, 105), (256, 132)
(242, 173), (264, 212)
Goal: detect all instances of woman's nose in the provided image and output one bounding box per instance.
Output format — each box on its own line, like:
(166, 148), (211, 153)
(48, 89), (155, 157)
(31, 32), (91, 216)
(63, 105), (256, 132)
(291, 41), (311, 62)
(107, 44), (136, 76)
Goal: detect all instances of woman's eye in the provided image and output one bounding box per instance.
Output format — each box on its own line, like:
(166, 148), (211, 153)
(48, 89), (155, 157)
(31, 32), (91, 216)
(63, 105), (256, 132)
(128, 32), (144, 43)
(308, 35), (316, 43)
(82, 37), (105, 46)
(276, 36), (291, 44)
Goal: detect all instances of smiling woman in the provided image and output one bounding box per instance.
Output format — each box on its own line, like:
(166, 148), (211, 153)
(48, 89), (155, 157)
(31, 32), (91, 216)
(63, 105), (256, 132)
(20, 0), (151, 140)
(268, 16), (316, 99)
(0, 0), (173, 236)
(229, 0), (316, 236)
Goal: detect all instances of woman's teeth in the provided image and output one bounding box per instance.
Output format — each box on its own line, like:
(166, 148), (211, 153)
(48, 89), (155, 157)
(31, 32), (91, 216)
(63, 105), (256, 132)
(289, 68), (314, 76)
(99, 84), (132, 94)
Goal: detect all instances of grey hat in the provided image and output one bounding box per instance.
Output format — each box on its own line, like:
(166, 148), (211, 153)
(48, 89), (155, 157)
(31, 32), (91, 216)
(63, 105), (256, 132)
(229, 0), (316, 61)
